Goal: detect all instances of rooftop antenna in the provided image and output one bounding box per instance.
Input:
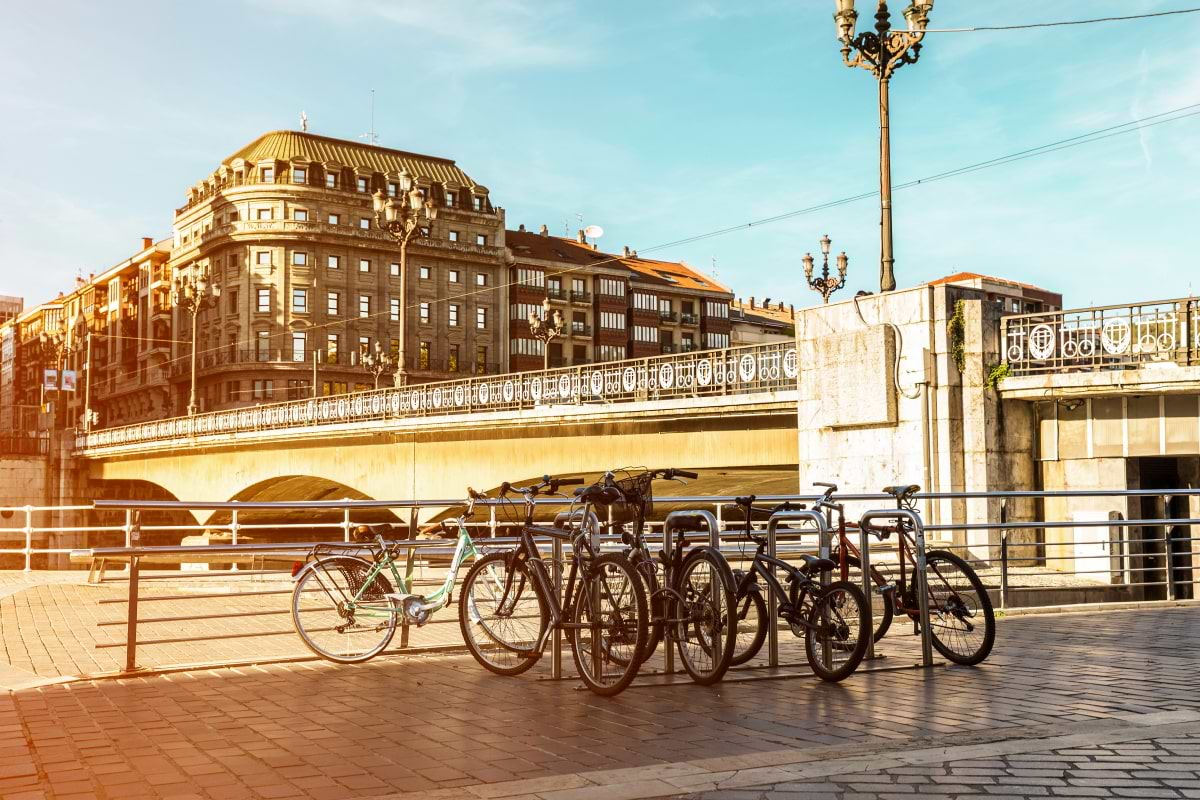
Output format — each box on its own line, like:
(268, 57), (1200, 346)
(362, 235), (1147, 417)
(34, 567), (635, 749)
(563, 218), (570, 236)
(361, 89), (379, 145)
(710, 256), (718, 278)
(300, 111), (308, 132)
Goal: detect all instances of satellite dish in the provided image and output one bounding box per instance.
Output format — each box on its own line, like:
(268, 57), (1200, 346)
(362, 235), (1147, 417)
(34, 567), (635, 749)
(583, 225), (604, 239)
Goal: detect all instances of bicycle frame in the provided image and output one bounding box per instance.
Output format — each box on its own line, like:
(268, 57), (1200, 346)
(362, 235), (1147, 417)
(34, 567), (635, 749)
(735, 540), (829, 636)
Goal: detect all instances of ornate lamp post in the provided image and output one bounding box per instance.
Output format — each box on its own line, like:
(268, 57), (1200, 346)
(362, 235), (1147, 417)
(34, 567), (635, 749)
(37, 326), (72, 428)
(171, 266), (221, 416)
(834, 0), (933, 293)
(71, 312), (98, 431)
(372, 172), (437, 384)
(527, 297), (564, 371)
(361, 341), (394, 390)
(803, 234), (850, 304)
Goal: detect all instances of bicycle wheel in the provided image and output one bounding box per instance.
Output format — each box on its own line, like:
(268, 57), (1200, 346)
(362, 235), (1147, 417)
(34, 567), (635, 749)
(804, 580), (870, 682)
(674, 549), (737, 685)
(729, 588), (767, 667)
(833, 551), (894, 644)
(569, 553), (649, 696)
(292, 556), (397, 664)
(923, 550), (996, 666)
(633, 554), (664, 667)
(459, 552), (548, 676)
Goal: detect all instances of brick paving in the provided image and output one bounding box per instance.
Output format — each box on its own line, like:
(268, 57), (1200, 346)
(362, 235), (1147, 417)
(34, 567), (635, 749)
(0, 605), (1198, 798)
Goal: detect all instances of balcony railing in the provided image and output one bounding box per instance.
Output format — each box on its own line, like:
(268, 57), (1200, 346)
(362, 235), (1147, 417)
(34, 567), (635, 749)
(661, 311), (677, 323)
(569, 291), (591, 305)
(1002, 298), (1200, 376)
(0, 435), (48, 457)
(570, 323), (591, 336)
(546, 287), (565, 300)
(77, 341), (799, 453)
(681, 313), (699, 325)
(681, 342), (697, 352)
(662, 345), (676, 354)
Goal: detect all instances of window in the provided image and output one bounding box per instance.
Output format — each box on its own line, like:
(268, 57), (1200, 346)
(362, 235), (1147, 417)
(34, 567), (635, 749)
(359, 218), (370, 230)
(600, 278), (626, 297)
(256, 288), (270, 312)
(475, 345), (488, 373)
(598, 345), (626, 361)
(292, 252), (307, 266)
(226, 380), (240, 401)
(633, 293), (657, 311)
(327, 334), (340, 364)
(659, 298), (671, 315)
(327, 292), (339, 316)
(294, 209), (308, 222)
(473, 196), (484, 211)
(228, 289), (239, 314)
(292, 167), (306, 184)
(256, 330), (270, 361)
(390, 338), (399, 360)
(705, 332), (730, 348)
(287, 379), (310, 400)
(256, 251), (271, 267)
(448, 230), (460, 242)
(511, 303), (543, 321)
(445, 191), (456, 207)
(633, 325), (658, 343)
(476, 307), (488, 329)
(292, 288), (308, 313)
(476, 273), (487, 287)
(327, 255), (340, 270)
(475, 234), (487, 247)
(510, 338), (544, 356)
(390, 262), (400, 277)
(449, 270), (460, 283)
(359, 295), (370, 318)
(357, 176), (369, 193)
(325, 172), (339, 189)
(600, 311), (626, 330)
(419, 302), (430, 324)
(291, 331), (306, 362)
(419, 266), (431, 280)
(327, 213), (339, 225)
(547, 277), (562, 297)
(255, 208), (272, 221)
(323, 380), (348, 396)
(448, 344), (459, 372)
(261, 166), (274, 183)
(516, 268), (544, 288)
(387, 182), (398, 198)
(390, 297), (400, 322)
(572, 277), (585, 294)
(359, 259), (370, 273)
(228, 210), (239, 222)
(252, 379), (274, 399)
(419, 341), (431, 370)
(420, 226), (429, 236)
(572, 312), (587, 334)
(448, 304), (459, 327)
(704, 300), (730, 319)
(358, 336), (370, 358)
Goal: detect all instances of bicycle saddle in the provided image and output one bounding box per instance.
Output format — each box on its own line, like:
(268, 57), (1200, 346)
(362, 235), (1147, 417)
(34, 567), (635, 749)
(881, 484), (920, 500)
(353, 523), (394, 543)
(796, 553), (837, 573)
(576, 485), (622, 506)
(664, 512), (710, 533)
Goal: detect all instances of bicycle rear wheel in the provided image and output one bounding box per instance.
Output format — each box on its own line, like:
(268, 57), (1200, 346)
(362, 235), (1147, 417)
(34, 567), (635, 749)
(729, 588), (767, 666)
(833, 551), (894, 643)
(569, 553), (648, 696)
(804, 580), (870, 682)
(674, 549), (737, 685)
(633, 554), (664, 667)
(292, 556), (397, 664)
(459, 552), (548, 676)
(923, 550), (996, 666)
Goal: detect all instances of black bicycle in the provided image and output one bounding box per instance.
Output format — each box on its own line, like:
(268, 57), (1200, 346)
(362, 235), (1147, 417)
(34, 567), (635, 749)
(600, 468), (737, 685)
(724, 495), (871, 682)
(457, 475), (650, 697)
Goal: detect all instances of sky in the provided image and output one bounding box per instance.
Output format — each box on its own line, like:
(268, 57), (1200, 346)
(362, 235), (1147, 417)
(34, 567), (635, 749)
(1, 0), (1198, 312)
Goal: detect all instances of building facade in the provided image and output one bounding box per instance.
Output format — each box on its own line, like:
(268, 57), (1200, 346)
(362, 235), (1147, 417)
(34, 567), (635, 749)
(926, 272), (1062, 315)
(730, 298), (796, 346)
(168, 131), (506, 412)
(504, 227), (734, 371)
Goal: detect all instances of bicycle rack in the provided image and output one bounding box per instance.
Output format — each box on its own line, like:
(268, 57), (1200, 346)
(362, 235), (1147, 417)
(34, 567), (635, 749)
(658, 509), (722, 677)
(858, 508), (935, 668)
(765, 509), (830, 668)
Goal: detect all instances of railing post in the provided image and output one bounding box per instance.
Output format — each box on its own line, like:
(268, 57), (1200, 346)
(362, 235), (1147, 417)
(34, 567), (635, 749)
(1000, 499), (1009, 611)
(123, 508), (133, 548)
(401, 505), (419, 648)
(488, 504), (497, 538)
(912, 515), (935, 668)
(342, 506), (351, 542)
(230, 508), (239, 547)
(551, 536), (563, 680)
(767, 518), (779, 668)
(22, 505), (33, 572)
(1164, 497), (1176, 602)
(125, 511), (141, 673)
(859, 521), (877, 662)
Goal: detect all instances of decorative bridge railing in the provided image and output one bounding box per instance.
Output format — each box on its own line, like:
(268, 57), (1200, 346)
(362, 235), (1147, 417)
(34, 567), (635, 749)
(1002, 298), (1200, 376)
(75, 342), (799, 453)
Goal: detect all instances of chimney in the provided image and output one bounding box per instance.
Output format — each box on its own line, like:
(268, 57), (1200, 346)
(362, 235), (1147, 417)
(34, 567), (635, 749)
(764, 297), (772, 306)
(622, 245), (630, 257)
(539, 224), (549, 236)
(142, 237), (153, 250)
(518, 223), (526, 232)
(630, 250), (637, 258)
(577, 229), (587, 244)
(749, 296), (756, 309)
(789, 304), (795, 317)
(777, 301), (784, 311)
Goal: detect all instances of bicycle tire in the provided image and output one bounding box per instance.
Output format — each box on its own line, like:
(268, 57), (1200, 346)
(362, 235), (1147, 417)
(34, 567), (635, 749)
(631, 552), (664, 667)
(729, 588), (767, 667)
(292, 556), (397, 664)
(569, 553), (649, 696)
(923, 549), (996, 666)
(804, 580), (870, 682)
(832, 551), (894, 644)
(458, 552), (548, 676)
(674, 549), (737, 685)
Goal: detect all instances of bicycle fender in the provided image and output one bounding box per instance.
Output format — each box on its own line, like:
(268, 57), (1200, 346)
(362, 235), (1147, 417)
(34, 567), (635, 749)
(291, 554), (374, 583)
(732, 567), (763, 595)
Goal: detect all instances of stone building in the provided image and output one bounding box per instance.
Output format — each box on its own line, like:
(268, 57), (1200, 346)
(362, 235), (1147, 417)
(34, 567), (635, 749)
(504, 226), (734, 371)
(168, 130), (507, 412)
(730, 298), (795, 346)
(926, 272), (1062, 315)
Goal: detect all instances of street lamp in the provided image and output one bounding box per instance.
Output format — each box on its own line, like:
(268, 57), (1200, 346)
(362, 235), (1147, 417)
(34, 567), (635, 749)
(37, 327), (71, 428)
(71, 311), (98, 431)
(361, 341), (394, 390)
(527, 297), (564, 371)
(171, 266), (221, 416)
(802, 234), (850, 304)
(834, 0), (933, 293)
(372, 171), (437, 384)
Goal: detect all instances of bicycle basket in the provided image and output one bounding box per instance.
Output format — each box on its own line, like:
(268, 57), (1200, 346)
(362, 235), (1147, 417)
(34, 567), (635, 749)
(609, 468), (654, 524)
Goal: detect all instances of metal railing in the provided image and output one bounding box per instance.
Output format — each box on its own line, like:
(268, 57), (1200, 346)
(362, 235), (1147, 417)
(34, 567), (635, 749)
(0, 434), (49, 457)
(1003, 297), (1200, 375)
(75, 341), (799, 453)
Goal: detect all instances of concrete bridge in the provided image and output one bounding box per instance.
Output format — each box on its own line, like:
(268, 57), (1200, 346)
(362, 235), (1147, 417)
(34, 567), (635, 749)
(73, 342), (800, 520)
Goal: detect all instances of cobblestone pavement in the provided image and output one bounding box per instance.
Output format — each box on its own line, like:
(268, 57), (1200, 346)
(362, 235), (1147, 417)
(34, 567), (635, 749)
(1, 606), (1199, 799)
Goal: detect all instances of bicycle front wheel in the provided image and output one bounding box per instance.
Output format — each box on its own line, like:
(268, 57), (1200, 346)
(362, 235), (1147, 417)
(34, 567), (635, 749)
(674, 549), (737, 685)
(833, 551), (894, 644)
(292, 556), (398, 664)
(458, 552), (548, 676)
(569, 553), (649, 696)
(804, 580), (870, 682)
(729, 588), (767, 667)
(923, 550), (996, 666)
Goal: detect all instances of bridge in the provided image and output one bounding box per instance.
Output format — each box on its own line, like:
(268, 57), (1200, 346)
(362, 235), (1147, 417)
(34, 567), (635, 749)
(72, 342), (800, 521)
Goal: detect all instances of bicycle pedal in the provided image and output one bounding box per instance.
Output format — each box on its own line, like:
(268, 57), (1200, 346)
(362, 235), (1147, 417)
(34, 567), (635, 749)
(878, 584), (896, 595)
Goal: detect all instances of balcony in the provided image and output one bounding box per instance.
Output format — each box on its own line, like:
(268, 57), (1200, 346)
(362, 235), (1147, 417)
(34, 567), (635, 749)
(662, 345), (676, 354)
(546, 286), (565, 301)
(570, 323), (591, 337)
(681, 313), (699, 325)
(569, 290), (591, 305)
(660, 311), (677, 323)
(680, 342), (697, 352)
(548, 357), (567, 368)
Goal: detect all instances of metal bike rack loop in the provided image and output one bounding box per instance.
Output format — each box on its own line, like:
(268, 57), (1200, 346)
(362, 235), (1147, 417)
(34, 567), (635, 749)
(859, 508), (934, 668)
(659, 510), (722, 675)
(766, 510), (829, 668)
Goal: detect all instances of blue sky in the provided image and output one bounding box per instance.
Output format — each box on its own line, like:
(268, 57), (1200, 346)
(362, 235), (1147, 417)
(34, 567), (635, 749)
(1, 0), (1198, 311)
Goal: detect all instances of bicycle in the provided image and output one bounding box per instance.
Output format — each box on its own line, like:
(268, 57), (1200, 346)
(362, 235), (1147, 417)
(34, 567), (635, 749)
(825, 483), (996, 666)
(723, 495), (871, 682)
(602, 467), (737, 685)
(457, 475), (650, 697)
(290, 494), (484, 664)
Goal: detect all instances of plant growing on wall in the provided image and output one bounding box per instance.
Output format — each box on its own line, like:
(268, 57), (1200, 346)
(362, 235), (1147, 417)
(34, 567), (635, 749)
(986, 361), (1010, 389)
(948, 300), (966, 372)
